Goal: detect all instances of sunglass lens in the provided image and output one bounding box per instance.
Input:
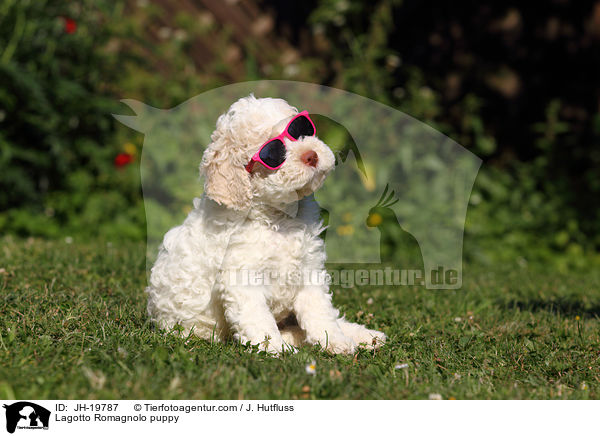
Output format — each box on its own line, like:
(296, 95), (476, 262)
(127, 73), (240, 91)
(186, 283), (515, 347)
(287, 115), (315, 139)
(259, 139), (286, 168)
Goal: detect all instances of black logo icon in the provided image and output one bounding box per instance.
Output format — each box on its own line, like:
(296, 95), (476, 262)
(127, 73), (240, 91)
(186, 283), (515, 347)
(2, 402), (50, 434)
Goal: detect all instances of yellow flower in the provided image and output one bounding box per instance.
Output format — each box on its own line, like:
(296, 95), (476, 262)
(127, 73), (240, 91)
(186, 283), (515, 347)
(123, 142), (137, 156)
(357, 160), (376, 192)
(367, 213), (383, 227)
(575, 316), (581, 321)
(336, 225), (354, 236)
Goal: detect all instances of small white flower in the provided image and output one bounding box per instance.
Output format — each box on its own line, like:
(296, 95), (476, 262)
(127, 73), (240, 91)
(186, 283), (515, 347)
(65, 236), (73, 244)
(366, 297), (374, 305)
(395, 363), (409, 370)
(429, 393), (442, 400)
(454, 317), (462, 322)
(305, 360), (316, 375)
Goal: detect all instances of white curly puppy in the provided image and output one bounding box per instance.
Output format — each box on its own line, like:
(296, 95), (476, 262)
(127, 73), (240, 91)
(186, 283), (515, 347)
(146, 95), (386, 354)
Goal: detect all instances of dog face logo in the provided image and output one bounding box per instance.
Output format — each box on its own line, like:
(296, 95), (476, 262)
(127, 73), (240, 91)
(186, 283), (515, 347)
(2, 402), (50, 434)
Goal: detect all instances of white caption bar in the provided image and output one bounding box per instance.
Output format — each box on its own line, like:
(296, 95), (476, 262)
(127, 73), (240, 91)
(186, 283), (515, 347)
(0, 400), (595, 435)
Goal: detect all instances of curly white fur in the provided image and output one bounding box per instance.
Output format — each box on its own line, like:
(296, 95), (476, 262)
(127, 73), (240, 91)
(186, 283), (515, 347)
(146, 95), (386, 354)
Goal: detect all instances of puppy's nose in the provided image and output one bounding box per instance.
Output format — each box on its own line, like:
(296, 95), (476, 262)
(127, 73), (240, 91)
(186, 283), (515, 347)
(301, 150), (318, 167)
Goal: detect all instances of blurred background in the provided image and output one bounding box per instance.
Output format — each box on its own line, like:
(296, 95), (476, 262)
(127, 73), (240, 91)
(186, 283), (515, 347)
(1, 0), (599, 270)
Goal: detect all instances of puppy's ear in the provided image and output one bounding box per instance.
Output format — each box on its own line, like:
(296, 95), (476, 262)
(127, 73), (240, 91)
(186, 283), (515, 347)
(201, 136), (252, 211)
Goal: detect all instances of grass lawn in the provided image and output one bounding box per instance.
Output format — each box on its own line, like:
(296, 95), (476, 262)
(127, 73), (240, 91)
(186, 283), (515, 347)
(0, 236), (598, 399)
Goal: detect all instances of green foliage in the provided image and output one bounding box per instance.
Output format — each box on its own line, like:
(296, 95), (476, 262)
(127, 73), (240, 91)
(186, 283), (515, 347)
(1, 0), (599, 268)
(465, 98), (600, 270)
(0, 0), (145, 239)
(308, 0), (600, 266)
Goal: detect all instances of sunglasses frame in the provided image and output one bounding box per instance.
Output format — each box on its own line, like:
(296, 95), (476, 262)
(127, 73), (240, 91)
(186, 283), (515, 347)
(245, 110), (316, 173)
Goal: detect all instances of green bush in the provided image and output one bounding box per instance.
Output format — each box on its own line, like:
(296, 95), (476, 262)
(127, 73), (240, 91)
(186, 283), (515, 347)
(2, 0), (598, 270)
(308, 0), (600, 268)
(0, 0), (145, 239)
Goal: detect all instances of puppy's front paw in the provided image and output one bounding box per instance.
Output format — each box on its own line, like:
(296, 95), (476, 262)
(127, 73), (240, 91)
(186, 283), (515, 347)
(311, 332), (357, 355)
(234, 333), (287, 356)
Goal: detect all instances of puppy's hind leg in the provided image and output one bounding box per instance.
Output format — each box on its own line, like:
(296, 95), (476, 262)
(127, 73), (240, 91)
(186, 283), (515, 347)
(277, 314), (305, 348)
(279, 326), (305, 348)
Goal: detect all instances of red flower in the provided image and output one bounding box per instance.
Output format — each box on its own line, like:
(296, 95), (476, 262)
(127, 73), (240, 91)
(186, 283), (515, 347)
(114, 153), (133, 168)
(63, 17), (77, 34)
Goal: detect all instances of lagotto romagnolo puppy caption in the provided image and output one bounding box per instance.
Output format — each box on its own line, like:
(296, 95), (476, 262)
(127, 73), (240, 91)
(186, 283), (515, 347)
(146, 95), (386, 355)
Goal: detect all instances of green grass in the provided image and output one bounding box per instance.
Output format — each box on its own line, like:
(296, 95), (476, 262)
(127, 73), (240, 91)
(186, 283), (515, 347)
(0, 236), (598, 399)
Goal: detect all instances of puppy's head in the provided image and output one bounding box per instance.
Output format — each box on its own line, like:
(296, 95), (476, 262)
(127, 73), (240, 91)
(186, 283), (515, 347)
(201, 95), (335, 210)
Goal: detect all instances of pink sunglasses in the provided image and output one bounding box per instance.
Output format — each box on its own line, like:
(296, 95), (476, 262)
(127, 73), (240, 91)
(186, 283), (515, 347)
(245, 111), (316, 172)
